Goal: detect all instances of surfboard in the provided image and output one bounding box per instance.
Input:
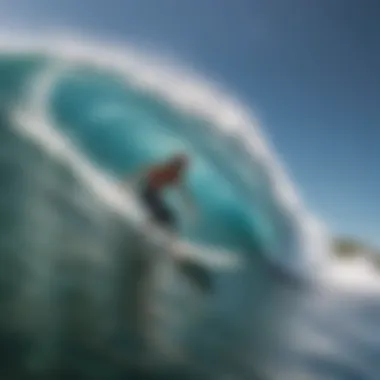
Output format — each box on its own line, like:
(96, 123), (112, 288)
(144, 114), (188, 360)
(140, 221), (242, 294)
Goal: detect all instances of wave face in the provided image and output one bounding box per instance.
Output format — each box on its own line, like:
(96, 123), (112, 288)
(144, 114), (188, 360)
(0, 36), (328, 378)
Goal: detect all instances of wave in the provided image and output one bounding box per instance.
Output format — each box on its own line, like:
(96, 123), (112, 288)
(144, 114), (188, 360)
(0, 33), (332, 378)
(0, 34), (328, 275)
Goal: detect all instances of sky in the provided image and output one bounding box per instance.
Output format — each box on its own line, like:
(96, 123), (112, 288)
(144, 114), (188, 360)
(1, 0), (379, 247)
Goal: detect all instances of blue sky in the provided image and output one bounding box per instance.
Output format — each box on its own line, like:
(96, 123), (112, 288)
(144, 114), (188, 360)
(2, 0), (380, 247)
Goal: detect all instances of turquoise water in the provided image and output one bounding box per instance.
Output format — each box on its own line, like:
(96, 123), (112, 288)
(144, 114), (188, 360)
(5, 42), (377, 380)
(48, 68), (268, 253)
(0, 49), (289, 379)
(0, 46), (319, 269)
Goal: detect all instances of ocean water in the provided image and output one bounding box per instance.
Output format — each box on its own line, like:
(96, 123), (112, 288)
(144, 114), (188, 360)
(0, 36), (379, 380)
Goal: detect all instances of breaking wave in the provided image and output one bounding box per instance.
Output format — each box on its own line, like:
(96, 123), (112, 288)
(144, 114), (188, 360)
(0, 34), (330, 379)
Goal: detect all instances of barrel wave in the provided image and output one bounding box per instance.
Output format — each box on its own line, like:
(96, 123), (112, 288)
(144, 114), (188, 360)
(0, 36), (327, 379)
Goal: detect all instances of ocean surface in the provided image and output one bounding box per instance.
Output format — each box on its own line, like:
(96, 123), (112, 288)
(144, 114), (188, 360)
(0, 36), (380, 380)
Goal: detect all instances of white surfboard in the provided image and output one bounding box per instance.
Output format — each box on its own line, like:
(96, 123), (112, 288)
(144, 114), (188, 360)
(137, 221), (243, 294)
(141, 221), (243, 270)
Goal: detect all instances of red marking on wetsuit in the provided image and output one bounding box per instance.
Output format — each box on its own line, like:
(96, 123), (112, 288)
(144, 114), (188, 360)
(146, 165), (182, 190)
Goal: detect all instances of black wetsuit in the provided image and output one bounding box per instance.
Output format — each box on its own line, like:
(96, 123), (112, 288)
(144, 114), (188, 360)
(141, 183), (176, 228)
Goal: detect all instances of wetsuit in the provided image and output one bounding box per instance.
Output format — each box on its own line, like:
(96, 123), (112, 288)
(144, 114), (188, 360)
(141, 165), (182, 228)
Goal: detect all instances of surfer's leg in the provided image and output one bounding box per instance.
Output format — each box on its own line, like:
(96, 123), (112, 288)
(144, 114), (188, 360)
(142, 186), (176, 229)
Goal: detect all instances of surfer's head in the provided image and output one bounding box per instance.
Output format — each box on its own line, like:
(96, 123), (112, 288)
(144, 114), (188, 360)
(169, 153), (189, 170)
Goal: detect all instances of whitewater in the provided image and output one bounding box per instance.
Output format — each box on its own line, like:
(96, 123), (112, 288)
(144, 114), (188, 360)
(1, 35), (380, 380)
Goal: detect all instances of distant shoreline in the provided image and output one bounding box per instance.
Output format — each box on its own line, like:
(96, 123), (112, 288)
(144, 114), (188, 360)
(332, 236), (380, 270)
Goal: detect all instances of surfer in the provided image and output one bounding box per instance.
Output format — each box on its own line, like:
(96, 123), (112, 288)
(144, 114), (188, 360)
(125, 153), (213, 295)
(130, 153), (196, 230)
